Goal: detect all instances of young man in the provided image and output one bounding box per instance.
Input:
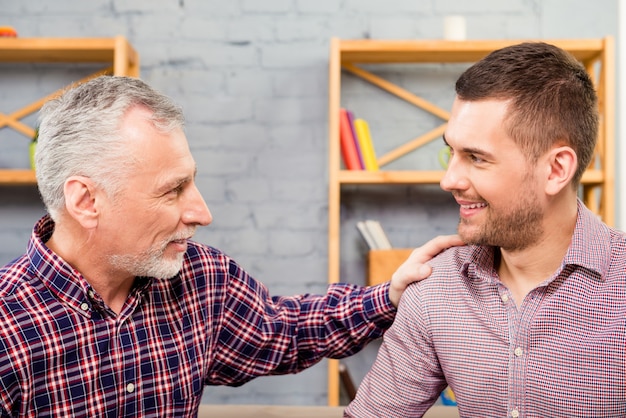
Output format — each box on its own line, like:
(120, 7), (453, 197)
(0, 76), (461, 417)
(345, 42), (626, 417)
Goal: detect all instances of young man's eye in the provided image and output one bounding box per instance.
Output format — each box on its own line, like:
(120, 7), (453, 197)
(469, 154), (484, 164)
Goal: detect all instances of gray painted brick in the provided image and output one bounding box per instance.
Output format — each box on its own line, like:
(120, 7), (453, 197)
(192, 177), (228, 204)
(214, 228), (270, 255)
(255, 150), (325, 179)
(208, 203), (255, 229)
(370, 17), (424, 39)
(326, 16), (371, 39)
(434, 0), (527, 14)
(268, 230), (316, 256)
(194, 124), (272, 151)
(179, 18), (229, 41)
(113, 0), (182, 13)
(184, 96), (254, 123)
(226, 70), (274, 97)
(128, 14), (186, 41)
(471, 15), (542, 39)
(275, 19), (330, 42)
(267, 124), (325, 150)
(241, 0), (293, 14)
(226, 16), (277, 42)
(197, 42), (259, 68)
(260, 43), (327, 68)
(345, 0), (433, 13)
(271, 69), (327, 98)
(34, 16), (130, 37)
(16, 0), (111, 14)
(296, 0), (342, 14)
(192, 152), (251, 178)
(226, 178), (271, 202)
(254, 98), (326, 123)
(254, 202), (326, 228)
(182, 0), (241, 16)
(270, 180), (326, 203)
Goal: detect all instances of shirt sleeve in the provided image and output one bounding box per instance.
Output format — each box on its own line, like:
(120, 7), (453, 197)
(207, 255), (396, 386)
(344, 284), (446, 417)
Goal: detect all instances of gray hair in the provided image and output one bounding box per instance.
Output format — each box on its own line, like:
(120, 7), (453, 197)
(36, 76), (185, 220)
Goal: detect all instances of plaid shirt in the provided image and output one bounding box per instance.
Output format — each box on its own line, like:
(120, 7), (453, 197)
(0, 216), (395, 417)
(346, 201), (626, 418)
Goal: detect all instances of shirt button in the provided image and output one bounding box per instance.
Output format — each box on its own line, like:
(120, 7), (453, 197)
(88, 290), (95, 299)
(80, 302), (89, 311)
(126, 383), (135, 393)
(514, 347), (523, 357)
(511, 409), (520, 417)
(501, 293), (509, 303)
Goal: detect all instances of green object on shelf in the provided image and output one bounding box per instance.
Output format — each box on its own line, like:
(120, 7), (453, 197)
(29, 141), (36, 170)
(29, 127), (38, 170)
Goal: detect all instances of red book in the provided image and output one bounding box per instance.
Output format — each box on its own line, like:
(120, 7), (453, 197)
(346, 110), (365, 169)
(339, 108), (363, 170)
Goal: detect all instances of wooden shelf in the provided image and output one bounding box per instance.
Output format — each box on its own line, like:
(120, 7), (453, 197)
(0, 37), (139, 69)
(367, 248), (413, 286)
(337, 168), (605, 185)
(338, 39), (606, 64)
(0, 169), (36, 185)
(0, 36), (140, 185)
(326, 37), (615, 406)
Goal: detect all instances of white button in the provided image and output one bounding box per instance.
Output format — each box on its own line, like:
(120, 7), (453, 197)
(126, 383), (135, 393)
(511, 409), (520, 417)
(501, 293), (509, 303)
(514, 347), (523, 357)
(80, 302), (89, 311)
(88, 290), (95, 298)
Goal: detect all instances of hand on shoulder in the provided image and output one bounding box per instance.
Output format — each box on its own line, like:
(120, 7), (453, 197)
(388, 235), (464, 307)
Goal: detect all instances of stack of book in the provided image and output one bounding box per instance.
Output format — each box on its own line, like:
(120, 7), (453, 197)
(356, 220), (392, 250)
(339, 108), (379, 171)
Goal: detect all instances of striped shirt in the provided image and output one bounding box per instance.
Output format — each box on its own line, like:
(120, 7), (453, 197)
(0, 216), (395, 417)
(346, 201), (626, 417)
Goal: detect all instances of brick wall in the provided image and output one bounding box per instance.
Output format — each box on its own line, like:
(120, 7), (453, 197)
(0, 0), (618, 406)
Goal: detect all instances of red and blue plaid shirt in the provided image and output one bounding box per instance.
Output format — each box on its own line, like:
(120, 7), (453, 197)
(347, 201), (626, 417)
(0, 216), (395, 417)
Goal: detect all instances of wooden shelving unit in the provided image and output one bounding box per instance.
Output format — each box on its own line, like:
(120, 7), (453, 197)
(326, 37), (615, 406)
(0, 36), (140, 185)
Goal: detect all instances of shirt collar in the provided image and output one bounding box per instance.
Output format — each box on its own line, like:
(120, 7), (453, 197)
(27, 215), (95, 316)
(26, 215), (153, 317)
(561, 199), (611, 281)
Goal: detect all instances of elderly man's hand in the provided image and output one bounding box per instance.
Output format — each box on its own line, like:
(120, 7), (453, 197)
(388, 235), (464, 307)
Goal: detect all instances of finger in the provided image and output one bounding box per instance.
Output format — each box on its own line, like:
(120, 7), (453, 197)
(411, 234), (464, 263)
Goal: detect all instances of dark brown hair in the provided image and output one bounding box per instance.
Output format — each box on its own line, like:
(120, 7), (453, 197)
(455, 42), (598, 185)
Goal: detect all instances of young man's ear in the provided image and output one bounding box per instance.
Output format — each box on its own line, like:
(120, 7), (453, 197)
(544, 146), (577, 196)
(63, 176), (99, 228)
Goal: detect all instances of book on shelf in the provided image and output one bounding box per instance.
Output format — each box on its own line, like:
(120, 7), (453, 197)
(353, 118), (379, 171)
(356, 220), (392, 250)
(339, 108), (363, 170)
(356, 221), (377, 249)
(346, 110), (365, 169)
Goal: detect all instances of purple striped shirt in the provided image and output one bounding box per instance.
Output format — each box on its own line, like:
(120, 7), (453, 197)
(346, 202), (626, 417)
(0, 216), (395, 417)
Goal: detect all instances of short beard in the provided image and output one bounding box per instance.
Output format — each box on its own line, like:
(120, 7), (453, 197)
(108, 240), (187, 279)
(457, 175), (544, 252)
(460, 200), (543, 251)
